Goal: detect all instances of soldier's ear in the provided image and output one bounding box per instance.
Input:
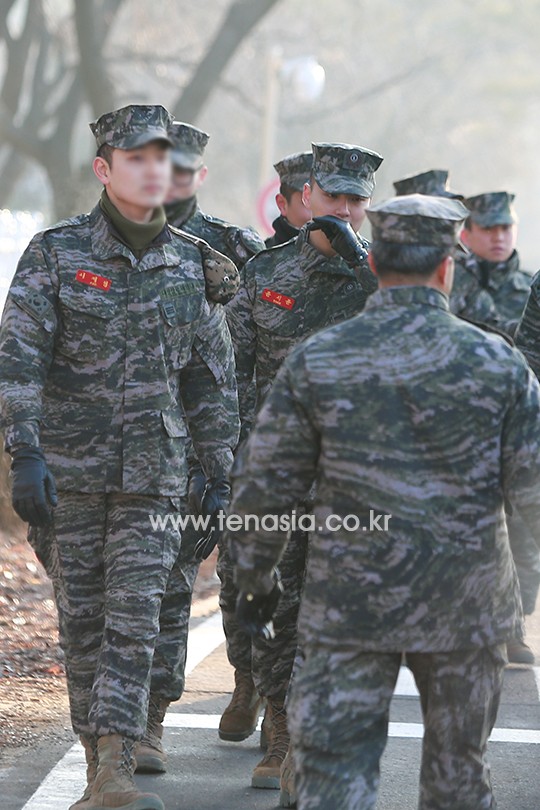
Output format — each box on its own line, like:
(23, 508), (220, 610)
(93, 156), (111, 185)
(275, 193), (288, 217)
(302, 182), (311, 209)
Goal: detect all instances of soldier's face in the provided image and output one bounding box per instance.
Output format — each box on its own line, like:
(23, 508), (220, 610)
(303, 181), (370, 232)
(461, 222), (517, 262)
(96, 143), (172, 210)
(166, 166), (208, 202)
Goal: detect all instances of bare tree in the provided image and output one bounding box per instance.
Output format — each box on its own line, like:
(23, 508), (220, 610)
(0, 0), (281, 218)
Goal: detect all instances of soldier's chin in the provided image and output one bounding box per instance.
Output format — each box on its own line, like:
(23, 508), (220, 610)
(140, 191), (166, 207)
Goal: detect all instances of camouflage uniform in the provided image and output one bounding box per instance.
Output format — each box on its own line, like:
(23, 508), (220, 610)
(393, 168), (463, 199)
(0, 106), (240, 741)
(449, 192), (532, 336)
(159, 122), (263, 712)
(165, 122), (265, 269)
(223, 143), (382, 704)
(449, 192), (539, 621)
(230, 195), (540, 810)
(265, 151), (313, 248)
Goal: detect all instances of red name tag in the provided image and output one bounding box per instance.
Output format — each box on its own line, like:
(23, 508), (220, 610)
(75, 270), (112, 291)
(261, 288), (295, 310)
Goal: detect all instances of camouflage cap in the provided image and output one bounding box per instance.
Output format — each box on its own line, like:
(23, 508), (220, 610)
(393, 169), (463, 199)
(311, 142), (383, 197)
(367, 194), (469, 248)
(273, 151), (313, 191)
(464, 191), (518, 228)
(90, 104), (174, 150)
(169, 121), (210, 170)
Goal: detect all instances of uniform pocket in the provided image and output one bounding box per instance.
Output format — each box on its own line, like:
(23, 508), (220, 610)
(57, 284), (117, 361)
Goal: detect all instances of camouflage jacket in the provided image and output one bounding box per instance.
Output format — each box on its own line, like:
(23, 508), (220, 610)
(0, 203), (240, 495)
(450, 249), (532, 336)
(167, 197), (265, 269)
(230, 286), (540, 652)
(226, 224), (376, 434)
(515, 269), (540, 379)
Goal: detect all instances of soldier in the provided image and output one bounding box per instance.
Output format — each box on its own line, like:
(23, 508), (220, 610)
(449, 191), (532, 336)
(229, 194), (540, 810)
(450, 191), (538, 664)
(164, 121), (265, 267)
(393, 181), (538, 664)
(0, 104), (240, 810)
(265, 151), (313, 248)
(221, 141), (383, 791)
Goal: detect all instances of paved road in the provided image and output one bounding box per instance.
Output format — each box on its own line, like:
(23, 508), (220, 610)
(5, 603), (540, 810)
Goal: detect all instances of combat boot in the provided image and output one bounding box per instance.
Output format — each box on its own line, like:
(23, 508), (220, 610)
(135, 696), (169, 774)
(252, 698), (289, 789)
(69, 736), (98, 809)
(260, 701), (272, 751)
(83, 734), (164, 810)
(218, 669), (262, 741)
(507, 639), (535, 665)
(279, 746), (297, 807)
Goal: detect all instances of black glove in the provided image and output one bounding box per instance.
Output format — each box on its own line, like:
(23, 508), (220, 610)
(10, 446), (57, 527)
(236, 571), (284, 640)
(309, 215), (369, 267)
(187, 467), (207, 515)
(193, 477), (231, 561)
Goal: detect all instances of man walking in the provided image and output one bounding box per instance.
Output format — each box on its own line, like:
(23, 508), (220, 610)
(229, 194), (540, 809)
(0, 104), (240, 810)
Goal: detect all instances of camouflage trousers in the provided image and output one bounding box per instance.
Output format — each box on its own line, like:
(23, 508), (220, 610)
(28, 491), (185, 739)
(287, 643), (506, 810)
(507, 511), (540, 615)
(218, 527), (308, 700)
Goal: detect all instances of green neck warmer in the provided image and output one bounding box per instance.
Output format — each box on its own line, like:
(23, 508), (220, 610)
(100, 190), (167, 257)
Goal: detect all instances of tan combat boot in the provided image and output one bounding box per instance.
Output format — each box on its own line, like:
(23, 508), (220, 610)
(135, 696), (169, 774)
(83, 734), (164, 810)
(260, 701), (272, 751)
(251, 698), (289, 789)
(279, 746), (297, 807)
(69, 736), (98, 809)
(218, 669), (262, 741)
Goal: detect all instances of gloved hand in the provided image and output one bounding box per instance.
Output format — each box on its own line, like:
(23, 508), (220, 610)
(193, 477), (231, 561)
(187, 467), (207, 515)
(10, 446), (57, 527)
(236, 571), (284, 640)
(308, 215), (369, 267)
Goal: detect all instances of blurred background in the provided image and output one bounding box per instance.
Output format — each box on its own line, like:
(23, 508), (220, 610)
(1, 0), (540, 276)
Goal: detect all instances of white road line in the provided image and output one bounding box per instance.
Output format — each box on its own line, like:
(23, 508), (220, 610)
(163, 713), (540, 744)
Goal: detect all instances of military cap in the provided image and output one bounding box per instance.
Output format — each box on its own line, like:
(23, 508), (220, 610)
(311, 142), (383, 197)
(393, 169), (463, 199)
(464, 191), (518, 228)
(273, 151), (313, 191)
(367, 193), (469, 248)
(169, 121), (210, 170)
(90, 104), (174, 150)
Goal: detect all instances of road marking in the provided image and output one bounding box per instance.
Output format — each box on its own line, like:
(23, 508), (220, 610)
(163, 713), (540, 744)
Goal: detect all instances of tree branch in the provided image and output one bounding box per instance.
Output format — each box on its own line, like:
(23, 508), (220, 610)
(73, 0), (119, 116)
(172, 0), (281, 121)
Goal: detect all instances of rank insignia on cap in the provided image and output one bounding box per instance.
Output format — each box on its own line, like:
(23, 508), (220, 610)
(261, 288), (295, 310)
(76, 270), (112, 291)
